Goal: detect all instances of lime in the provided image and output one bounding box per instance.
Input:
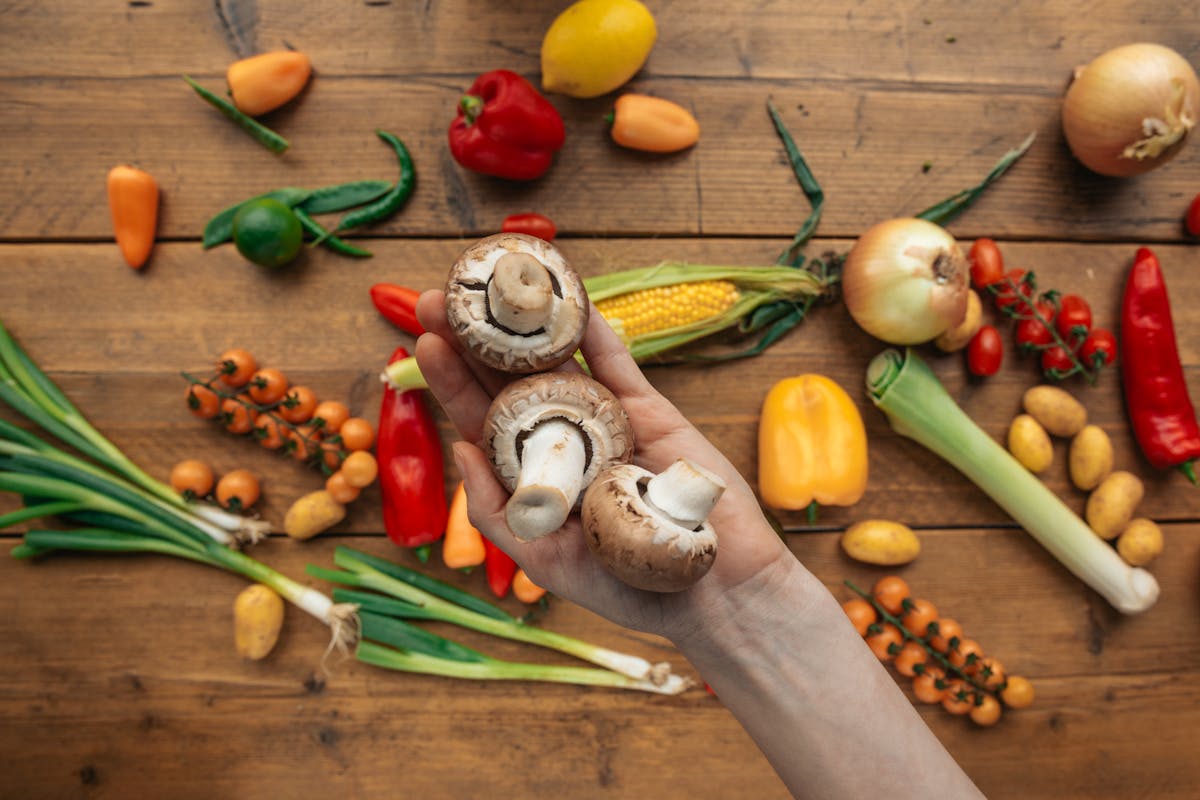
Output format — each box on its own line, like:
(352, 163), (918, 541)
(232, 198), (303, 268)
(541, 0), (657, 99)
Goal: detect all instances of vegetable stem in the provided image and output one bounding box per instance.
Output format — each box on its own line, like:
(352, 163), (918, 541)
(916, 132), (1036, 226)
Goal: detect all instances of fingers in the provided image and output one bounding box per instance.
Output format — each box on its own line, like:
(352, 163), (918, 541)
(414, 334), (494, 445)
(579, 306), (658, 400)
(415, 289), (514, 397)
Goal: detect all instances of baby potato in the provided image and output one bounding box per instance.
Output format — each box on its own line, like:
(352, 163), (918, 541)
(841, 520), (921, 566)
(1022, 385), (1087, 438)
(284, 489), (346, 540)
(935, 290), (983, 352)
(1068, 425), (1114, 490)
(233, 584), (285, 660)
(1116, 518), (1164, 566)
(1085, 471), (1145, 540)
(1007, 414), (1054, 474)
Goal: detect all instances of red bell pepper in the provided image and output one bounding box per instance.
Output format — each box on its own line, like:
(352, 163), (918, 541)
(370, 283), (426, 336)
(501, 212), (557, 241)
(377, 346), (448, 559)
(1120, 247), (1200, 483)
(448, 70), (565, 181)
(483, 538), (517, 599)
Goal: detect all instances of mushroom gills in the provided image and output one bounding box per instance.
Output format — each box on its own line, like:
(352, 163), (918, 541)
(507, 419), (588, 540)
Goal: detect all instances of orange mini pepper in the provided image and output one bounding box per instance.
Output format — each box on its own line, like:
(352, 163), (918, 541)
(106, 165), (159, 269)
(608, 94), (700, 153)
(511, 568), (547, 604)
(757, 374), (868, 518)
(227, 51), (312, 117)
(442, 481), (486, 570)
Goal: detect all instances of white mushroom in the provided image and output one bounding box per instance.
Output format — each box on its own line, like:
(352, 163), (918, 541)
(483, 372), (634, 541)
(445, 233), (589, 374)
(581, 459), (726, 593)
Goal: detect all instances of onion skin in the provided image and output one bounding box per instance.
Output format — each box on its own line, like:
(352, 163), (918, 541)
(842, 217), (969, 345)
(1062, 43), (1200, 177)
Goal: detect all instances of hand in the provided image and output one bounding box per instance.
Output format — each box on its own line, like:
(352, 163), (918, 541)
(414, 290), (796, 644)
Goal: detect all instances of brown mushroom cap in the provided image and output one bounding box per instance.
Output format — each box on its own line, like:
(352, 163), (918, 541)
(581, 462), (722, 593)
(483, 371), (634, 511)
(445, 233), (589, 374)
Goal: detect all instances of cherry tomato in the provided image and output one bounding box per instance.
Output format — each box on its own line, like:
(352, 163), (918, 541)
(1054, 294), (1092, 343)
(221, 396), (255, 434)
(967, 325), (1003, 377)
(928, 617), (963, 653)
(341, 451), (379, 488)
(969, 694), (1003, 727)
(338, 417), (376, 451)
(185, 383), (221, 419)
(325, 470), (361, 504)
(949, 638), (984, 674)
(992, 269), (1033, 314)
(287, 425), (320, 462)
(1079, 328), (1117, 368)
(941, 681), (975, 715)
(217, 348), (257, 388)
(253, 413), (286, 450)
(976, 657), (1006, 690)
(169, 459), (214, 499)
(215, 469), (260, 511)
(321, 441), (345, 471)
(248, 367), (289, 405)
(968, 238), (1004, 288)
(871, 576), (910, 615)
(1014, 318), (1052, 352)
(279, 385), (318, 424)
(1040, 345), (1075, 376)
(865, 623), (903, 661)
(312, 400), (350, 433)
(1000, 675), (1036, 709)
(501, 212), (557, 241)
(841, 598), (878, 636)
(893, 641), (929, 677)
(912, 667), (948, 704)
(899, 597), (939, 637)
(1185, 193), (1200, 237)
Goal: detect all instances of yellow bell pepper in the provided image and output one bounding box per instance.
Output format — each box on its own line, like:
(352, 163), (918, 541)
(758, 374), (868, 517)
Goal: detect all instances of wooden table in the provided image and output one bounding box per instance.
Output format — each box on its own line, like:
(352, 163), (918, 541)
(2, 2), (1198, 797)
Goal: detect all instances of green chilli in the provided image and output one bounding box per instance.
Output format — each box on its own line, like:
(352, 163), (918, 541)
(293, 207), (373, 258)
(321, 131), (416, 238)
(183, 75), (290, 154)
(297, 179), (393, 215)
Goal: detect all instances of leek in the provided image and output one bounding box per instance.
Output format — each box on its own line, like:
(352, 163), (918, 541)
(865, 349), (1159, 614)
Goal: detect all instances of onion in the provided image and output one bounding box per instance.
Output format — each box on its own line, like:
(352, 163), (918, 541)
(842, 217), (968, 345)
(1062, 43), (1200, 177)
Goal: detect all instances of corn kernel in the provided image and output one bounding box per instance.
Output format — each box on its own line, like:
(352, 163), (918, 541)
(595, 280), (741, 339)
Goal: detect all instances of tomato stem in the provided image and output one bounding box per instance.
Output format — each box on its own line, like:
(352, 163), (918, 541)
(990, 272), (1104, 385)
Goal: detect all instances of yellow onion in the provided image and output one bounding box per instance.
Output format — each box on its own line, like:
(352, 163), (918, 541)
(842, 217), (968, 345)
(1062, 43), (1199, 177)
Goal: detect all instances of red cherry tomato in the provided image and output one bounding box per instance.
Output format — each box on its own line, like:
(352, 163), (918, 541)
(1080, 328), (1117, 367)
(968, 238), (1004, 288)
(501, 212), (557, 241)
(1014, 300), (1055, 351)
(1040, 345), (1075, 376)
(1186, 193), (1200, 237)
(1055, 295), (1092, 343)
(992, 269), (1033, 315)
(967, 325), (1003, 376)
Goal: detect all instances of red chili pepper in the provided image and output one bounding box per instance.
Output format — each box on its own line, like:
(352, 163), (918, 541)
(1185, 193), (1200, 237)
(501, 212), (557, 241)
(370, 283), (426, 336)
(448, 70), (565, 181)
(483, 538), (517, 599)
(1120, 247), (1200, 483)
(377, 346), (448, 559)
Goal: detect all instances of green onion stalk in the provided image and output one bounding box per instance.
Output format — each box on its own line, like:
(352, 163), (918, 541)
(308, 546), (689, 691)
(0, 319), (267, 544)
(865, 349), (1159, 614)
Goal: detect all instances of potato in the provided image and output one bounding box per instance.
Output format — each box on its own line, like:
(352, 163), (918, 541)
(1069, 425), (1114, 490)
(934, 290), (983, 352)
(840, 520), (921, 566)
(1007, 414), (1054, 474)
(1022, 385), (1087, 437)
(1116, 518), (1164, 566)
(233, 584), (285, 660)
(284, 489), (346, 540)
(1085, 471), (1145, 540)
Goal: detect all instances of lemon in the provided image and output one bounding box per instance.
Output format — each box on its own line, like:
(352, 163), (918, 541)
(541, 0), (657, 99)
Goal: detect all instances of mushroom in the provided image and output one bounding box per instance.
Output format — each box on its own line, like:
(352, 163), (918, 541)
(445, 232), (589, 374)
(581, 458), (726, 593)
(483, 371), (634, 541)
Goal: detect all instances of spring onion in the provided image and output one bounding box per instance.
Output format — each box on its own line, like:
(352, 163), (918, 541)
(308, 546), (686, 689)
(865, 349), (1159, 614)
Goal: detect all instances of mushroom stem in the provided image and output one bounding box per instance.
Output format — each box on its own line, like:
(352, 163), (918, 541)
(644, 459), (727, 531)
(508, 420), (587, 540)
(488, 252), (554, 334)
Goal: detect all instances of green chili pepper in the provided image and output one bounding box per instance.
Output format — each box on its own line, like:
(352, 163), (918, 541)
(297, 179), (393, 215)
(317, 131), (416, 242)
(182, 75), (290, 154)
(293, 207), (373, 258)
(202, 187), (312, 249)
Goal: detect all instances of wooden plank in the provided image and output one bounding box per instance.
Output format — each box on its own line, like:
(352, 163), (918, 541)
(0, 527), (1196, 799)
(0, 238), (1196, 531)
(1, 77), (1197, 242)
